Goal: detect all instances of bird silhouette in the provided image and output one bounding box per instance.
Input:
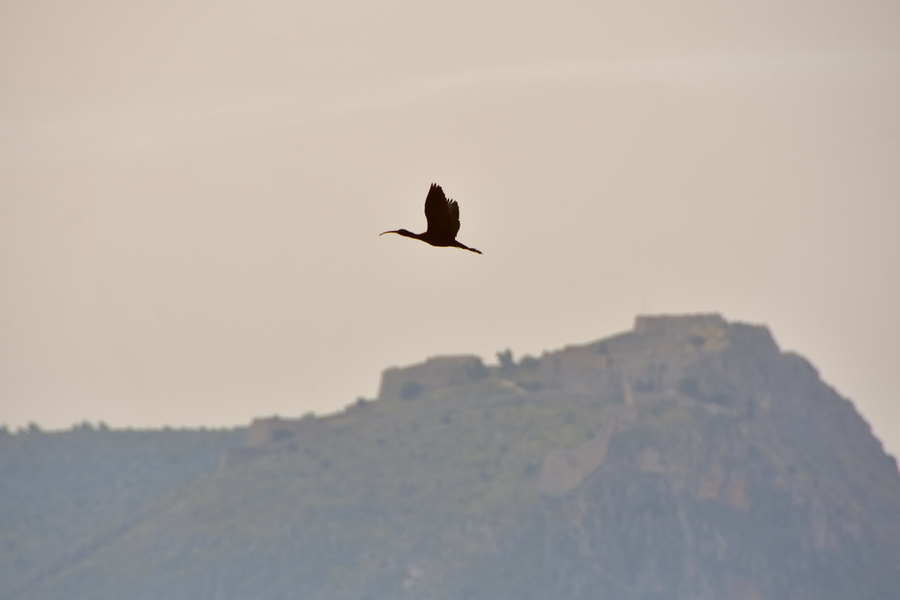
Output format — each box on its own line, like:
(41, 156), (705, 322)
(380, 184), (482, 254)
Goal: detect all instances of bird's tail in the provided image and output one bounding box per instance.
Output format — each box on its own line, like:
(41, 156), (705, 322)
(455, 242), (482, 254)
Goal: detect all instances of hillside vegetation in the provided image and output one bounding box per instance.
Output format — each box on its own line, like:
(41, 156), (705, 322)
(0, 425), (245, 597)
(3, 315), (899, 599)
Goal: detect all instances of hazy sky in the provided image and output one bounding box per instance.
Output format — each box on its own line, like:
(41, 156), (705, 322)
(2, 1), (899, 457)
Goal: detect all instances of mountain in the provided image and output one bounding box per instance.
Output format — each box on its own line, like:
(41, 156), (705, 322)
(3, 314), (899, 599)
(0, 425), (245, 598)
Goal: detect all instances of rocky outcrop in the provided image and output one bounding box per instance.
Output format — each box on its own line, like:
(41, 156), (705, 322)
(453, 316), (900, 600)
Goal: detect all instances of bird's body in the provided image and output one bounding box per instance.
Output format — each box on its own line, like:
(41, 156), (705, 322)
(381, 184), (482, 254)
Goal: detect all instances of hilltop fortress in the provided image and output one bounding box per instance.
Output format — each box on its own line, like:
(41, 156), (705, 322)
(222, 313), (784, 474)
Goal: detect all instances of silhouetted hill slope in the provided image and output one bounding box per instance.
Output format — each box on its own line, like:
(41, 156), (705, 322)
(0, 425), (245, 598)
(6, 315), (900, 599)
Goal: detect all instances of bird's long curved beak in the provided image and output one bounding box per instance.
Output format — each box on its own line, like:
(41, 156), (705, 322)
(380, 230), (397, 236)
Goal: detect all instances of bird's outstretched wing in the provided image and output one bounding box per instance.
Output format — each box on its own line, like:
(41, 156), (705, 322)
(424, 183), (461, 240)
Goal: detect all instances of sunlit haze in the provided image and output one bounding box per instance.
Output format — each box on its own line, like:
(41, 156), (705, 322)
(2, 1), (899, 457)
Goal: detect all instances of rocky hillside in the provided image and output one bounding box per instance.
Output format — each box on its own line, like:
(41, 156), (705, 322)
(4, 314), (899, 599)
(0, 425), (245, 599)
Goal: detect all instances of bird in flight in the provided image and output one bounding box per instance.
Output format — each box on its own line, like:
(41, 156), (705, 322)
(380, 184), (482, 254)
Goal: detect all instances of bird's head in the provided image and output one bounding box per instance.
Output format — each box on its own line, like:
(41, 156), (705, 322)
(380, 229), (416, 239)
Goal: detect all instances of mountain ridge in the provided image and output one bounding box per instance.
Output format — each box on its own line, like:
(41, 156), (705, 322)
(3, 314), (899, 599)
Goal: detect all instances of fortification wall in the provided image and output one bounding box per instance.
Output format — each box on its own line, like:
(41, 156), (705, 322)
(378, 355), (487, 401)
(247, 415), (319, 447)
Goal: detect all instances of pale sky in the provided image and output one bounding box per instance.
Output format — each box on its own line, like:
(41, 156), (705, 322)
(2, 1), (899, 457)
